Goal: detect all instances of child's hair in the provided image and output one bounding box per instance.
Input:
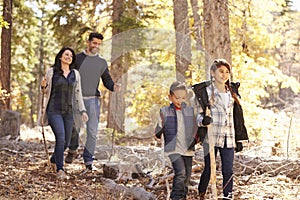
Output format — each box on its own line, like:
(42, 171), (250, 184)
(210, 59), (240, 104)
(169, 81), (187, 95)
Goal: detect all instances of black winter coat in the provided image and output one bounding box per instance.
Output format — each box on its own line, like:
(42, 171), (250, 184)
(192, 81), (248, 151)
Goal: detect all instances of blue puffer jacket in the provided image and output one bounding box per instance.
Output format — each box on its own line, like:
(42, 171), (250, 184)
(155, 103), (196, 152)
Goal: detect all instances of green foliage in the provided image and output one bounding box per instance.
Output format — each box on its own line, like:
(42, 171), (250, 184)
(49, 0), (111, 51)
(0, 16), (9, 28)
(127, 82), (170, 126)
(9, 0), (40, 123)
(7, 0), (300, 135)
(229, 0), (300, 137)
(126, 55), (176, 126)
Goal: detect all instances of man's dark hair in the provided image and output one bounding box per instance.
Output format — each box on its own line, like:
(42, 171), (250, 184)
(88, 32), (104, 41)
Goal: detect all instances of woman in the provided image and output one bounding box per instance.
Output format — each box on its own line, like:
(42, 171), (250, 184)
(38, 47), (88, 180)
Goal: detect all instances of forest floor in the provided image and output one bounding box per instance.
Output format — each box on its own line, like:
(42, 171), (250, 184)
(1, 92), (300, 200)
(0, 122), (299, 200)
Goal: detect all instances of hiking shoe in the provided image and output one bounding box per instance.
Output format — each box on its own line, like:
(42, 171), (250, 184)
(81, 164), (99, 175)
(57, 169), (69, 180)
(65, 152), (77, 164)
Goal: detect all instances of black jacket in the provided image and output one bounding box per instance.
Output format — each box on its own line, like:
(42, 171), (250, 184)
(192, 81), (248, 146)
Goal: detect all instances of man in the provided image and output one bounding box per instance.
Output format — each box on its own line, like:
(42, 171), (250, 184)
(66, 32), (121, 173)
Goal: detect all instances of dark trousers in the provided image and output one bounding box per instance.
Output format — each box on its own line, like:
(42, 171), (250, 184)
(198, 143), (234, 197)
(168, 154), (192, 200)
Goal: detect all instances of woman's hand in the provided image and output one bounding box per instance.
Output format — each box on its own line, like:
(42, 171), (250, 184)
(82, 112), (89, 122)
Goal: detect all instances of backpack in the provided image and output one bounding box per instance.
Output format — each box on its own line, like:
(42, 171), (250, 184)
(192, 81), (248, 150)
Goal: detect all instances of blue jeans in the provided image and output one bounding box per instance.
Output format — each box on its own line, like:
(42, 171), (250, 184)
(69, 126), (79, 152)
(47, 112), (74, 172)
(169, 154), (192, 200)
(82, 97), (100, 165)
(198, 143), (234, 197)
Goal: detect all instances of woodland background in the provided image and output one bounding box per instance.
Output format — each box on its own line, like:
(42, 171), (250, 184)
(0, 0), (300, 199)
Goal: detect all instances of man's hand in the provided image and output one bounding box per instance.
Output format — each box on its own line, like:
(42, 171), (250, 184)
(114, 83), (121, 92)
(41, 77), (48, 88)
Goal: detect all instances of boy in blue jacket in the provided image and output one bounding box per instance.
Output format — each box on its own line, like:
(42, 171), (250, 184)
(155, 81), (197, 200)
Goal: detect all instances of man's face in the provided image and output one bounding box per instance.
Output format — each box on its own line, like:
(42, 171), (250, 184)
(87, 38), (102, 55)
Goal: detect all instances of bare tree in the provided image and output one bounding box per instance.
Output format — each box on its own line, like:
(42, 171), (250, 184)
(1, 0), (12, 109)
(172, 0), (192, 82)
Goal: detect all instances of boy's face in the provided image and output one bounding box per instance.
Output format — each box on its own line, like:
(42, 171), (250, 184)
(168, 89), (187, 109)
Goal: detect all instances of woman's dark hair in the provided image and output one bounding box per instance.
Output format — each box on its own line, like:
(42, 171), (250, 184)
(210, 59), (240, 104)
(52, 47), (76, 74)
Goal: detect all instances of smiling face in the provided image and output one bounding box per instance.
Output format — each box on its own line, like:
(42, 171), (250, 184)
(168, 89), (187, 109)
(60, 50), (73, 65)
(87, 38), (102, 55)
(211, 65), (230, 85)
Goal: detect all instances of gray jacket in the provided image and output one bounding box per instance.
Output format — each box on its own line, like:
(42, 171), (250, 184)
(37, 68), (86, 129)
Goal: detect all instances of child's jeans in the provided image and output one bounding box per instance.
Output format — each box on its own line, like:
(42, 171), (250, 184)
(168, 154), (192, 200)
(198, 143), (234, 197)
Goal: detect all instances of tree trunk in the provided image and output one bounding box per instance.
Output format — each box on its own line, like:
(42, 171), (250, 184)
(172, 0), (191, 82)
(203, 0), (232, 78)
(1, 0), (12, 109)
(107, 0), (126, 133)
(190, 0), (203, 50)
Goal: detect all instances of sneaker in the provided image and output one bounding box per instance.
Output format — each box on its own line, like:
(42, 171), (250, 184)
(57, 169), (69, 180)
(81, 164), (99, 175)
(65, 152), (77, 164)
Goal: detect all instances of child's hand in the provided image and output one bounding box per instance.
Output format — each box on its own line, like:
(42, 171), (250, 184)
(202, 116), (212, 125)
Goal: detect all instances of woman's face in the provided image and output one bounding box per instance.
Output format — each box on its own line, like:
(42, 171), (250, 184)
(211, 65), (230, 85)
(60, 50), (73, 66)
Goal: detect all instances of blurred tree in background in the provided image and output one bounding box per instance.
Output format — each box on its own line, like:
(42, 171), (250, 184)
(0, 0), (299, 141)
